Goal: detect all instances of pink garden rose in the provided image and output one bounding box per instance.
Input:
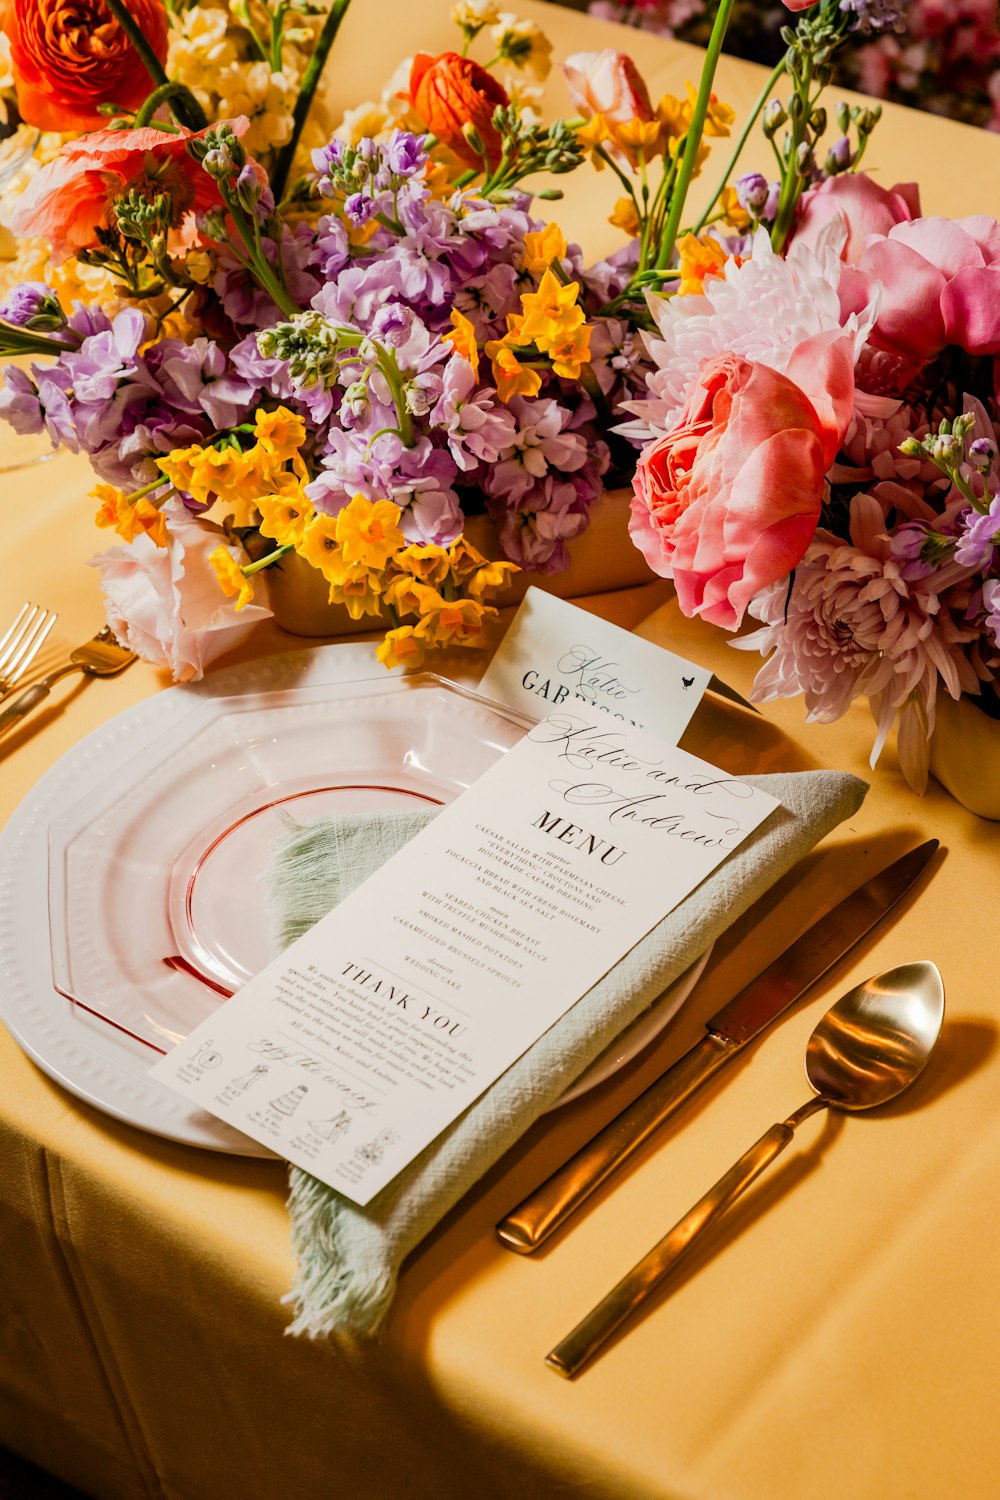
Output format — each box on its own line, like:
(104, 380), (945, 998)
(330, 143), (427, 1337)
(562, 50), (654, 124)
(839, 214), (1000, 370)
(89, 500), (272, 682)
(791, 172), (921, 264)
(629, 337), (855, 629)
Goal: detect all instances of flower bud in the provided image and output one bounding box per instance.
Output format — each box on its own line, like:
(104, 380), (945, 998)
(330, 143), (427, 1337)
(735, 171), (770, 216)
(809, 106), (827, 135)
(762, 99), (787, 136)
(0, 281), (65, 331)
(836, 101), (851, 134)
(202, 145), (235, 179)
(794, 141), (814, 175)
(969, 437), (998, 474)
(897, 437), (924, 459)
(824, 135), (854, 175)
(932, 434), (964, 468)
(236, 163), (262, 212)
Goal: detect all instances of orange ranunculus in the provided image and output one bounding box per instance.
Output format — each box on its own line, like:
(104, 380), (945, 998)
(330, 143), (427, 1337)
(3, 0), (170, 133)
(409, 52), (509, 170)
(11, 118), (249, 259)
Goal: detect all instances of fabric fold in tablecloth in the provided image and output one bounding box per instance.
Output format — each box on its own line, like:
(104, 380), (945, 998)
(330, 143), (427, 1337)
(266, 769), (868, 1338)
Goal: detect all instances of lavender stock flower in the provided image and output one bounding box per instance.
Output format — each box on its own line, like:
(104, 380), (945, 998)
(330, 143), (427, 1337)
(0, 282), (65, 332)
(839, 0), (907, 36)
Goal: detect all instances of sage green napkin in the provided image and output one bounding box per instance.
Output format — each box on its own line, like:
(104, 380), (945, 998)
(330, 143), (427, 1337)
(268, 770), (867, 1338)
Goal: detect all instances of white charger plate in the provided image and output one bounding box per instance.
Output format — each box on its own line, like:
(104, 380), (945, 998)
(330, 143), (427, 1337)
(0, 644), (709, 1154)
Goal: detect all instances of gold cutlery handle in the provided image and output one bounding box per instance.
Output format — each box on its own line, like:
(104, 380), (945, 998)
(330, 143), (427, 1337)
(545, 1118), (797, 1379)
(497, 1032), (740, 1253)
(0, 665), (79, 741)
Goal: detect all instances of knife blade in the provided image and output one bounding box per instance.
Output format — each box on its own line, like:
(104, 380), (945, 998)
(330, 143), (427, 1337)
(496, 838), (939, 1254)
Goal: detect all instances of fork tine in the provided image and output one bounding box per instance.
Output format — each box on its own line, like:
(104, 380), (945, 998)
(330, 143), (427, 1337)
(0, 604), (36, 675)
(1, 610), (57, 688)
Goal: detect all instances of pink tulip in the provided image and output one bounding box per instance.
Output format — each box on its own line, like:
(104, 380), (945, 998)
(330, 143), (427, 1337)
(561, 50), (654, 124)
(629, 336), (855, 630)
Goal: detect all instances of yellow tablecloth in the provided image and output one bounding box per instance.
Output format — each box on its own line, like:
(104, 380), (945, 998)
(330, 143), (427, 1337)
(3, 4), (1000, 1498)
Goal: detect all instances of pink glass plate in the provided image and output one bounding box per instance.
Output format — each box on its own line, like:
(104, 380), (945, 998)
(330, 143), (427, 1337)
(48, 673), (528, 1054)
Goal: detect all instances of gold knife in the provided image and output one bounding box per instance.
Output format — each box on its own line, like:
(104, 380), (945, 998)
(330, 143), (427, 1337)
(496, 839), (940, 1254)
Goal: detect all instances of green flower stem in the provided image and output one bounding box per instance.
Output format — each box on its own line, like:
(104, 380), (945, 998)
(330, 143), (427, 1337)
(655, 0), (737, 271)
(271, 0), (354, 204)
(134, 82), (208, 131)
(103, 0), (203, 131)
(243, 543), (295, 577)
(225, 194), (300, 319)
(376, 349), (415, 447)
(692, 56), (786, 236)
(0, 325), (80, 355)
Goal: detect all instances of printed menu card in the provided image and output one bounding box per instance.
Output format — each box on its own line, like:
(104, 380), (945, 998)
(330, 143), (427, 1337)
(478, 587), (712, 741)
(152, 713), (779, 1204)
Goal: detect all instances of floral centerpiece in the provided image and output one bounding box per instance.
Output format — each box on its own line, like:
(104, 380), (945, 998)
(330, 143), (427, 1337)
(0, 0), (998, 794)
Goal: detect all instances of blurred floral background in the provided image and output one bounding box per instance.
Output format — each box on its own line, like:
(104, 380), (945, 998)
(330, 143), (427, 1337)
(556, 0), (1000, 132)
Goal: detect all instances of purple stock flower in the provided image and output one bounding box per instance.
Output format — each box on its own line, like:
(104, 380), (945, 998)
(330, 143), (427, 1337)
(61, 307), (150, 404)
(955, 496), (1000, 570)
(735, 172), (770, 217)
(984, 580), (1000, 650)
(383, 130), (427, 180)
(0, 281), (65, 331)
(839, 0), (907, 35)
(0, 364), (44, 434)
(344, 192), (377, 226)
(155, 338), (260, 429)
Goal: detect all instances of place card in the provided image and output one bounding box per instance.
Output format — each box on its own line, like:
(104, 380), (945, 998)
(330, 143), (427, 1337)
(151, 713), (778, 1204)
(478, 587), (712, 741)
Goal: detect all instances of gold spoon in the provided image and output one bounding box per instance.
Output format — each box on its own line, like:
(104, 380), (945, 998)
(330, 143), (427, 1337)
(546, 961), (945, 1378)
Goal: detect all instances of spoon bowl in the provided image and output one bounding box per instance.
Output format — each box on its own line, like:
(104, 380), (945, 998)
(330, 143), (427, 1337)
(547, 962), (945, 1377)
(806, 960), (944, 1112)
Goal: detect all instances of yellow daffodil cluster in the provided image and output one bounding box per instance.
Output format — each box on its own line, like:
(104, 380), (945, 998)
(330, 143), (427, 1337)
(579, 85), (733, 177)
(91, 405), (309, 549)
(157, 406), (309, 519)
(484, 264), (592, 403)
(212, 485), (517, 670)
(93, 481), (168, 548)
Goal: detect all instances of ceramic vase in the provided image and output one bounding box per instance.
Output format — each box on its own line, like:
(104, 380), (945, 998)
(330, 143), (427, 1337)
(266, 486), (655, 636)
(929, 692), (1000, 820)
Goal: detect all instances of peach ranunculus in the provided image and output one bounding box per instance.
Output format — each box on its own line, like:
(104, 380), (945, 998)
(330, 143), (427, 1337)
(89, 498), (272, 683)
(629, 339), (855, 629)
(3, 0), (169, 133)
(409, 52), (509, 170)
(10, 119), (249, 260)
(562, 50), (654, 125)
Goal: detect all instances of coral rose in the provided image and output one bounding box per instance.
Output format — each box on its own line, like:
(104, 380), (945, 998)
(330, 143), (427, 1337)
(562, 50), (653, 124)
(11, 119), (249, 260)
(629, 338), (855, 629)
(3, 0), (169, 133)
(409, 52), (508, 170)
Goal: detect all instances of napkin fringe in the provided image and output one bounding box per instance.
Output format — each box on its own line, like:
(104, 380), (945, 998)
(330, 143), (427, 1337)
(284, 1169), (395, 1338)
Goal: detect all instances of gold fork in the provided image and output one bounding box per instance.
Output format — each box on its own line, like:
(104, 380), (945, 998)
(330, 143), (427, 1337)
(0, 626), (136, 743)
(0, 602), (58, 697)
